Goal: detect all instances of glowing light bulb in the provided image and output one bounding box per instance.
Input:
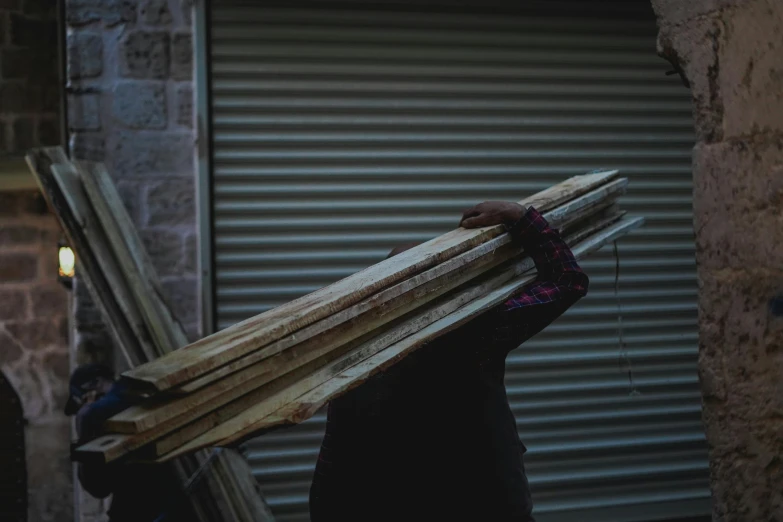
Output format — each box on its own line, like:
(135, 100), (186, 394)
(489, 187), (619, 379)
(59, 246), (75, 278)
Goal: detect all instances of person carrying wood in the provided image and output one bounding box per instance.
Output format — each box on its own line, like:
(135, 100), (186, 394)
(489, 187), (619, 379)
(65, 364), (196, 522)
(309, 201), (589, 522)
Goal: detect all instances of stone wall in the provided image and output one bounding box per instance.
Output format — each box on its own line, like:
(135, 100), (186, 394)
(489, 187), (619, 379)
(652, 0), (783, 520)
(64, 0), (198, 520)
(0, 191), (71, 522)
(0, 0), (60, 154)
(65, 0), (199, 367)
(1, 0), (71, 521)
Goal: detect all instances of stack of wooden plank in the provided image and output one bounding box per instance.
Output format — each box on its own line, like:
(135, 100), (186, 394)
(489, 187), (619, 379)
(25, 147), (275, 522)
(70, 169), (644, 465)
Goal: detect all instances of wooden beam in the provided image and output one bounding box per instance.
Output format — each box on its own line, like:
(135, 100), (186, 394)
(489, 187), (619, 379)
(77, 161), (189, 355)
(121, 171), (620, 392)
(25, 149), (145, 367)
(107, 178), (627, 438)
(152, 217), (644, 459)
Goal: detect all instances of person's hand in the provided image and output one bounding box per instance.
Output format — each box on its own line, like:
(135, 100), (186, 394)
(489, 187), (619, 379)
(460, 201), (526, 229)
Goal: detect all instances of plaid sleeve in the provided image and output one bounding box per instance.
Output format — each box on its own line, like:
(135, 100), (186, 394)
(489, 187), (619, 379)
(502, 207), (588, 311)
(478, 207), (588, 352)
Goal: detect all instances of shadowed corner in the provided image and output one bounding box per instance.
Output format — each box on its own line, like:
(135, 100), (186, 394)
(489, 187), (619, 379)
(769, 295), (783, 318)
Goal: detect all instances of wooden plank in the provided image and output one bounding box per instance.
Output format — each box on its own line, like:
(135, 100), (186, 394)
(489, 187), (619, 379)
(121, 171), (620, 391)
(77, 161), (189, 354)
(107, 240), (517, 434)
(50, 163), (159, 362)
(108, 178), (627, 436)
(110, 215), (640, 463)
(171, 177), (627, 395)
(25, 149), (145, 367)
(27, 149), (275, 521)
(206, 217), (647, 451)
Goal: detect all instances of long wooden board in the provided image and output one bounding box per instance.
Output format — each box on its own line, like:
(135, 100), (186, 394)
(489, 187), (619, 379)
(26, 149), (145, 367)
(168, 178), (626, 396)
(153, 216), (644, 459)
(121, 171), (619, 391)
(27, 149), (276, 522)
(77, 161), (189, 354)
(50, 163), (160, 362)
(108, 178), (627, 436)
(74, 211), (633, 463)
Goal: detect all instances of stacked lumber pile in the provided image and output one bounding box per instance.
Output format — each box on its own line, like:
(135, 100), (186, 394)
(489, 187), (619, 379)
(25, 148), (275, 522)
(70, 169), (644, 465)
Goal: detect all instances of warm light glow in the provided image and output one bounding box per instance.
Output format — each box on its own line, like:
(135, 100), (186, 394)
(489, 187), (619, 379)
(59, 246), (75, 278)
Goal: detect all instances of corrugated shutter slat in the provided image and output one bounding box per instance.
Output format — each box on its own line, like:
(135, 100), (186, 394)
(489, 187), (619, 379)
(210, 4), (709, 521)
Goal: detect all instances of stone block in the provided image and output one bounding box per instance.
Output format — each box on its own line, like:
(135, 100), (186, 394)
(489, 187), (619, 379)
(10, 12), (55, 49)
(161, 276), (198, 325)
(140, 0), (172, 25)
(0, 193), (21, 216)
(175, 83), (192, 128)
(183, 231), (197, 274)
(120, 30), (169, 79)
(170, 31), (192, 80)
(1, 49), (56, 81)
(0, 225), (39, 245)
(67, 31), (103, 80)
(30, 284), (68, 319)
(115, 179), (144, 227)
(109, 130), (193, 177)
(68, 93), (101, 131)
(23, 0), (58, 18)
(657, 16), (724, 142)
(144, 176), (195, 227)
(180, 0), (193, 26)
(112, 81), (167, 129)
(12, 117), (35, 151)
(0, 82), (34, 114)
(719, 0), (783, 138)
(19, 191), (47, 216)
(0, 252), (38, 282)
(0, 288), (29, 321)
(6, 319), (64, 350)
(70, 132), (105, 162)
(38, 118), (61, 146)
(693, 138), (783, 270)
(140, 227), (185, 276)
(66, 0), (137, 27)
(0, 329), (23, 366)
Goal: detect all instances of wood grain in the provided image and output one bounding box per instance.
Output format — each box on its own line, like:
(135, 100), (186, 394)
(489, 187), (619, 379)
(151, 217), (643, 458)
(108, 178), (627, 437)
(25, 149), (145, 367)
(78, 161), (189, 354)
(121, 171), (619, 391)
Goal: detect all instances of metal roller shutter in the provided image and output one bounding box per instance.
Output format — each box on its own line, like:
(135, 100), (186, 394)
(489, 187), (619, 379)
(208, 3), (709, 521)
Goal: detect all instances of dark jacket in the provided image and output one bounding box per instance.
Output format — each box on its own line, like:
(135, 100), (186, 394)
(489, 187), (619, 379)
(77, 381), (194, 522)
(310, 208), (589, 522)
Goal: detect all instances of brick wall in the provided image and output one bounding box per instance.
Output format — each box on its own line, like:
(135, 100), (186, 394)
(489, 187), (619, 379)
(64, 0), (198, 519)
(652, 0), (783, 519)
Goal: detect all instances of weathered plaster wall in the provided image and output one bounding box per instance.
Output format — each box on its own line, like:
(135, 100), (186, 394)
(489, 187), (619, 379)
(64, 0), (197, 520)
(652, 0), (783, 519)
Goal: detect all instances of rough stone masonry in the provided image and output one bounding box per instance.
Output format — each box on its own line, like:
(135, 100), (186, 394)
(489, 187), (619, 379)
(652, 0), (783, 520)
(65, 0), (198, 520)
